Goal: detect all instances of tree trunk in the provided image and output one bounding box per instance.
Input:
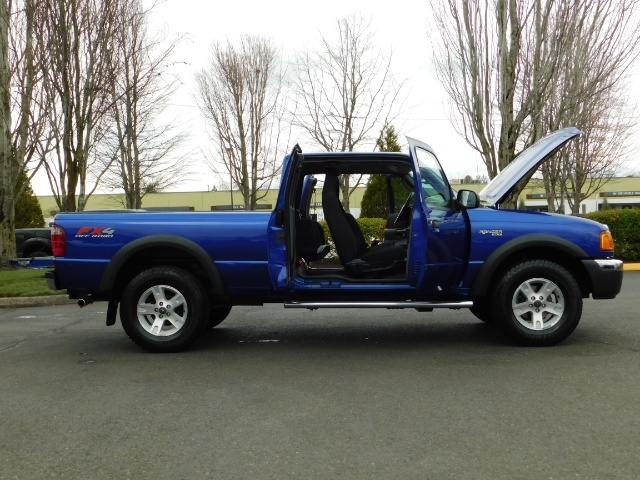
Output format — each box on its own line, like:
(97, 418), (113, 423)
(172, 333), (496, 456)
(0, 0), (15, 264)
(540, 165), (557, 213)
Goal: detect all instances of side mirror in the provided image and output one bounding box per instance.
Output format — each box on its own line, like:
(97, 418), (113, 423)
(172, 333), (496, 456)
(456, 190), (480, 209)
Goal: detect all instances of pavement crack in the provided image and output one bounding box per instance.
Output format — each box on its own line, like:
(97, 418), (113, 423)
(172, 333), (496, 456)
(0, 318), (87, 352)
(0, 341), (23, 352)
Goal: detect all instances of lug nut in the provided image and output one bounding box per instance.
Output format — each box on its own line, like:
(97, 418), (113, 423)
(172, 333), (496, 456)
(159, 315), (163, 319)
(159, 302), (163, 306)
(155, 308), (158, 312)
(531, 296), (536, 301)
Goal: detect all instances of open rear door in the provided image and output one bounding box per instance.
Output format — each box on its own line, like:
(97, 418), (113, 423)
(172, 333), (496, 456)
(267, 145), (302, 292)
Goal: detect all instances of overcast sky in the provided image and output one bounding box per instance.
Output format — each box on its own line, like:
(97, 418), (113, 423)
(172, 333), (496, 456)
(143, 0), (486, 193)
(31, 0), (640, 195)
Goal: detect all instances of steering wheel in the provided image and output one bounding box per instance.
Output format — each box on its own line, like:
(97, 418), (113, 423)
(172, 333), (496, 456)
(394, 193), (414, 226)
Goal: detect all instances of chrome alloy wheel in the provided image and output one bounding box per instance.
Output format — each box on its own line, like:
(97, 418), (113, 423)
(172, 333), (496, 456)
(511, 277), (565, 331)
(136, 284), (188, 337)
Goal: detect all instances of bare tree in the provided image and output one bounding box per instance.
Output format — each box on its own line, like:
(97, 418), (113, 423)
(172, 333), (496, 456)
(539, 75), (633, 214)
(535, 0), (638, 214)
(0, 0), (51, 265)
(292, 13), (402, 212)
(429, 0), (639, 209)
(98, 0), (185, 209)
(195, 35), (286, 210)
(40, 0), (124, 212)
(430, 0), (569, 207)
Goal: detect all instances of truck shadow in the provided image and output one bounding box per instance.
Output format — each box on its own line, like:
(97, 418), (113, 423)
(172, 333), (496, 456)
(196, 319), (508, 351)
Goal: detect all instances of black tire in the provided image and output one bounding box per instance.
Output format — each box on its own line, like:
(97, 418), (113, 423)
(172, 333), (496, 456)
(24, 245), (52, 258)
(120, 266), (209, 352)
(492, 260), (582, 346)
(208, 306), (232, 329)
(29, 251), (51, 258)
(470, 300), (493, 323)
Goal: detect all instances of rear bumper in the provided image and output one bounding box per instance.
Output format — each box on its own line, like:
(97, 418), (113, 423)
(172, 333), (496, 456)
(581, 259), (623, 299)
(10, 257), (54, 269)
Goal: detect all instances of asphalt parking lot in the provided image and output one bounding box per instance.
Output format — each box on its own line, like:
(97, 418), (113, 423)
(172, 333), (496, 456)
(1, 273), (639, 480)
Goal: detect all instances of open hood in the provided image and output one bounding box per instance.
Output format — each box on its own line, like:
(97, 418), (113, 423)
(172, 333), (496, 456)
(479, 127), (582, 206)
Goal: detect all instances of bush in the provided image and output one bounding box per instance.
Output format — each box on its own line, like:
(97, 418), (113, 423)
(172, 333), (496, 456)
(584, 209), (640, 261)
(319, 217), (387, 258)
(15, 170), (45, 228)
(355, 217), (387, 243)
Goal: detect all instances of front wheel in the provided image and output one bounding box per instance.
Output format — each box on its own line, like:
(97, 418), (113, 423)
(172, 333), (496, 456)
(470, 300), (493, 323)
(492, 260), (582, 346)
(120, 266), (209, 352)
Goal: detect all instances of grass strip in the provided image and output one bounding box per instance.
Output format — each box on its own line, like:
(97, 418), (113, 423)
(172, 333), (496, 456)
(0, 268), (65, 297)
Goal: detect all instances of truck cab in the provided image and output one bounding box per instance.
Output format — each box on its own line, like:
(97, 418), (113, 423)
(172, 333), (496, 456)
(270, 141), (473, 302)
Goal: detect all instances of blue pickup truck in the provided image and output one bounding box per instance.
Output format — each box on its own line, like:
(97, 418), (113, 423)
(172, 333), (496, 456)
(46, 128), (623, 352)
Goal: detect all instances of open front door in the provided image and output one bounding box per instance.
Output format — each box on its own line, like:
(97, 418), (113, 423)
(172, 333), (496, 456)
(406, 138), (469, 295)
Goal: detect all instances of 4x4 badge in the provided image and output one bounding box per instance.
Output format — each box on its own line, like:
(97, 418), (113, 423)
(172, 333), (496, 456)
(479, 229), (502, 236)
(75, 227), (115, 238)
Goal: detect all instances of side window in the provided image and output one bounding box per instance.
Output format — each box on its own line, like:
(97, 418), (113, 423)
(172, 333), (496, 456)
(389, 176), (413, 214)
(414, 147), (452, 210)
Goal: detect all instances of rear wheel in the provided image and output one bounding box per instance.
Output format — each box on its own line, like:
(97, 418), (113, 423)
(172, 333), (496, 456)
(492, 260), (582, 346)
(120, 266), (209, 352)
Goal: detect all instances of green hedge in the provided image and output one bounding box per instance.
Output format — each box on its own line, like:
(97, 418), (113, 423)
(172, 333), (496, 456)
(319, 218), (387, 257)
(584, 209), (640, 261)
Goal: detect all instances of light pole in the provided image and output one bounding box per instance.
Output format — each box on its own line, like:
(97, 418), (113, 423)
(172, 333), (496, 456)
(226, 147), (234, 210)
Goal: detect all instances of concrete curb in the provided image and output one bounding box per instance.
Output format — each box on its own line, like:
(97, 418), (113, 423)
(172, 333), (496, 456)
(0, 295), (74, 308)
(1, 264), (639, 309)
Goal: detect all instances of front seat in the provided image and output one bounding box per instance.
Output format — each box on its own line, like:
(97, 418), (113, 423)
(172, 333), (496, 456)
(322, 172), (405, 274)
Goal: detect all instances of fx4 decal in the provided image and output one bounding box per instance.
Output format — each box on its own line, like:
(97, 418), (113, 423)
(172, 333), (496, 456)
(75, 227), (115, 238)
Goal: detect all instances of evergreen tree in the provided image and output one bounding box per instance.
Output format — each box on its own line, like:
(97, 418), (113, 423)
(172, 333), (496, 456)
(360, 175), (388, 218)
(15, 171), (45, 228)
(361, 124), (401, 218)
(375, 124), (401, 153)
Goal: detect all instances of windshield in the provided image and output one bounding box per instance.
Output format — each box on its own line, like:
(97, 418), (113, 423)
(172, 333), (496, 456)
(414, 146), (451, 210)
